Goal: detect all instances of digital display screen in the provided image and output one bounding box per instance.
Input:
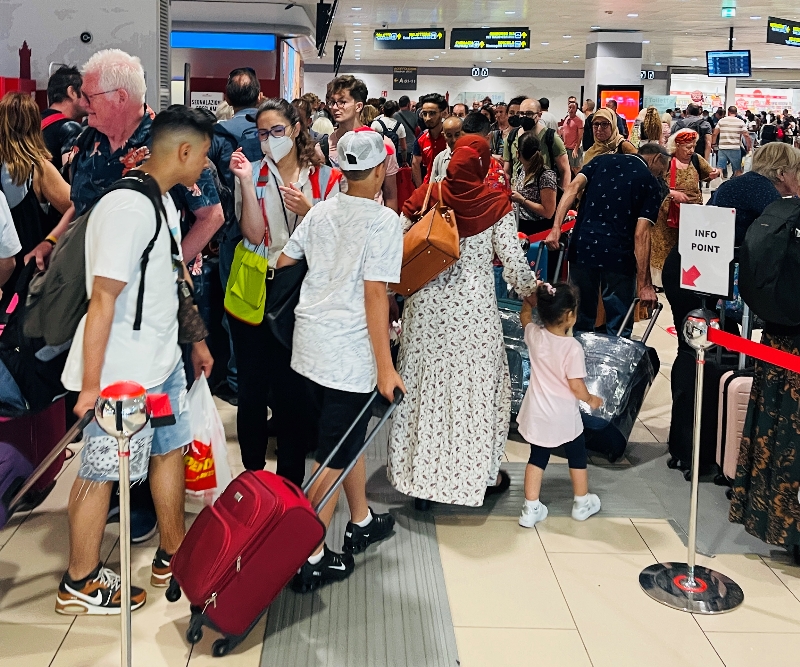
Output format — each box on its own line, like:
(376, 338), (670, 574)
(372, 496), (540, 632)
(374, 29), (445, 50)
(767, 16), (800, 47)
(597, 86), (643, 135)
(171, 32), (277, 51)
(450, 28), (529, 50)
(706, 50), (752, 77)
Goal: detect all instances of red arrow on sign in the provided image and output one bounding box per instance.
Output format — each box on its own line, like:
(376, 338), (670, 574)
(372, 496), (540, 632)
(681, 265), (701, 286)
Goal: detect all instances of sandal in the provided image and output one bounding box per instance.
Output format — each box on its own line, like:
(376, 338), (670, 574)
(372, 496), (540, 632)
(485, 470), (511, 496)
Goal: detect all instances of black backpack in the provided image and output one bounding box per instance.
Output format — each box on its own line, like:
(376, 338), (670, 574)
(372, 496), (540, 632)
(739, 198), (800, 326)
(760, 124), (778, 144)
(374, 118), (402, 162)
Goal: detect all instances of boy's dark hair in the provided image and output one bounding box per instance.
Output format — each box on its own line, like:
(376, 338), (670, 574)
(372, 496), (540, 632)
(226, 68), (260, 108)
(342, 167), (376, 182)
(538, 97), (550, 111)
(153, 105), (215, 144)
(398, 95), (410, 107)
(536, 282), (579, 327)
(462, 111), (491, 136)
(509, 95), (529, 107)
(382, 100), (400, 117)
(254, 98), (321, 167)
(47, 65), (82, 105)
(419, 93), (447, 111)
(328, 75), (369, 105)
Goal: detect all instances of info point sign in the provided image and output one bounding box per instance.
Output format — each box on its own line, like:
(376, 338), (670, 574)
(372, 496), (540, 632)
(677, 204), (735, 298)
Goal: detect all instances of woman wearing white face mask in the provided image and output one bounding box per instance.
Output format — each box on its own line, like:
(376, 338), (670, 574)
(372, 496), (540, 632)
(228, 98), (342, 484)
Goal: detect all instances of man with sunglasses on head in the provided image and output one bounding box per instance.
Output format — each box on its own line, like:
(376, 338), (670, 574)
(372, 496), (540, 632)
(503, 98), (571, 191)
(319, 75), (399, 212)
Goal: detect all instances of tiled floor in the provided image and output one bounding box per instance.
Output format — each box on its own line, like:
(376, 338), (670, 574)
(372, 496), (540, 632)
(2, 297), (800, 666)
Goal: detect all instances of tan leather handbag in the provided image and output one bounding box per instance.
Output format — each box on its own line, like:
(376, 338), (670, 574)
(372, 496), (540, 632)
(389, 181), (460, 296)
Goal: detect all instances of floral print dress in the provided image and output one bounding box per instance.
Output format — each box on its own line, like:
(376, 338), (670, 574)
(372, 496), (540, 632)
(388, 211), (537, 506)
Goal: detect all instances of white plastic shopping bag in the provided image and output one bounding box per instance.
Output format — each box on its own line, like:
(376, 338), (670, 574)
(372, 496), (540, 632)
(184, 374), (232, 504)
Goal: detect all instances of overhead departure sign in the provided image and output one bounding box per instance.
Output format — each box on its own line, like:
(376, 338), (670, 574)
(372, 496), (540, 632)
(451, 28), (529, 50)
(767, 16), (800, 47)
(375, 29), (445, 50)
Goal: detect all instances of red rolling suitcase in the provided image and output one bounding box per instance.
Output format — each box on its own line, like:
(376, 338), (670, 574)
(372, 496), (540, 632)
(169, 389), (403, 657)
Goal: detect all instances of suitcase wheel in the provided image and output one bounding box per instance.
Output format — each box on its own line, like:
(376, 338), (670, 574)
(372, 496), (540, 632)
(165, 578), (181, 603)
(212, 638), (232, 658)
(186, 616), (204, 645)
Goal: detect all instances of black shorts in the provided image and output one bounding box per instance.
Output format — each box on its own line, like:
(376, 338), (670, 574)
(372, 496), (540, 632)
(305, 379), (373, 470)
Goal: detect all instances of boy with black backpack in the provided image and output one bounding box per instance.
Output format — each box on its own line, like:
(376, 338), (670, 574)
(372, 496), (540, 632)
(371, 100), (408, 166)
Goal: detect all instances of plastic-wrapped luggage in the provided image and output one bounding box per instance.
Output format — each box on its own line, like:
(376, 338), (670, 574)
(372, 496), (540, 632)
(577, 300), (663, 461)
(498, 299), (528, 416)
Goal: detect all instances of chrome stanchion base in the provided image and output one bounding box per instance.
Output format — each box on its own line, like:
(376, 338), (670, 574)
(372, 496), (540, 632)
(639, 562), (744, 614)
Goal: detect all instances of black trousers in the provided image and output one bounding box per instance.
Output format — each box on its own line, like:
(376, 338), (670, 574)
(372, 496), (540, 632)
(228, 314), (317, 486)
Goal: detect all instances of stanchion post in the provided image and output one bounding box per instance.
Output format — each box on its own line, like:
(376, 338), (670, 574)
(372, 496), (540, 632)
(118, 433), (132, 667)
(639, 309), (745, 614)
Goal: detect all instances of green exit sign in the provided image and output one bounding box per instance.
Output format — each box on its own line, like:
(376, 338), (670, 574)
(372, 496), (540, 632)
(721, 7), (736, 17)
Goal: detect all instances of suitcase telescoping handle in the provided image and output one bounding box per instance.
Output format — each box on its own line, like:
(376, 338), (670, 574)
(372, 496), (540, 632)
(303, 388), (404, 514)
(533, 237), (568, 281)
(8, 410), (95, 514)
(739, 304), (752, 370)
(616, 298), (664, 343)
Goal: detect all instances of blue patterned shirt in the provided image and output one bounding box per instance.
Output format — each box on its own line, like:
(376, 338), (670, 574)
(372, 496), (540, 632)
(569, 154), (662, 276)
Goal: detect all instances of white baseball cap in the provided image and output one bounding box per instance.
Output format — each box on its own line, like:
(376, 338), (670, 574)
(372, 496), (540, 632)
(336, 129), (387, 171)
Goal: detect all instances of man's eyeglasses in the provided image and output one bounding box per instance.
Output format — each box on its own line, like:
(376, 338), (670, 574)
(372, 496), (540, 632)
(257, 125), (290, 140)
(518, 111), (539, 119)
(81, 89), (120, 103)
(327, 99), (350, 109)
(592, 122), (612, 129)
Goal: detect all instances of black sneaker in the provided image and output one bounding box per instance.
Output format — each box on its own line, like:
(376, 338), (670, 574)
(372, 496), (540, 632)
(290, 547), (355, 593)
(55, 564), (147, 615)
(342, 509), (395, 555)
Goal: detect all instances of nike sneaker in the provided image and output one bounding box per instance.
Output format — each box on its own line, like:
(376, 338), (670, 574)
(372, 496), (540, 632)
(151, 547), (173, 588)
(55, 564), (147, 615)
(572, 493), (602, 521)
(342, 509), (396, 555)
(290, 547), (354, 593)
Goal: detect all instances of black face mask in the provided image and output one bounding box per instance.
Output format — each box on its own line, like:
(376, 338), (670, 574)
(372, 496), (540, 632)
(509, 115), (536, 132)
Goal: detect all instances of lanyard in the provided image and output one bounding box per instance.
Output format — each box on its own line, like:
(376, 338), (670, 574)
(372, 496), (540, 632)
(271, 171), (300, 235)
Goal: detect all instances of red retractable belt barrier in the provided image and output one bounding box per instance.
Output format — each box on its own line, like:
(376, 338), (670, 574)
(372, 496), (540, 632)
(526, 219), (575, 244)
(707, 327), (800, 374)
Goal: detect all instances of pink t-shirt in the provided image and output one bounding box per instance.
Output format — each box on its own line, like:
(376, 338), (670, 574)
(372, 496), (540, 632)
(560, 115), (584, 150)
(517, 324), (587, 448)
(325, 131), (399, 204)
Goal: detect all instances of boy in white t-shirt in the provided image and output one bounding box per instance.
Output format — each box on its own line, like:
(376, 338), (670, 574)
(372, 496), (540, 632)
(56, 107), (214, 616)
(277, 129), (405, 591)
(516, 282), (603, 528)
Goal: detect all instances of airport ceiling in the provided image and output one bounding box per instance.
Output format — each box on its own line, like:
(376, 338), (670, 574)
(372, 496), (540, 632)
(177, 0), (800, 69)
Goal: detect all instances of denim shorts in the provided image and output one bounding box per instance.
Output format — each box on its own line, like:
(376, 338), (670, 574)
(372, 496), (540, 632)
(78, 361), (192, 483)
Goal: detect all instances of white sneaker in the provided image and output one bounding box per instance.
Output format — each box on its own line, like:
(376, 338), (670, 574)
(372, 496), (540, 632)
(519, 502), (548, 528)
(572, 494), (601, 521)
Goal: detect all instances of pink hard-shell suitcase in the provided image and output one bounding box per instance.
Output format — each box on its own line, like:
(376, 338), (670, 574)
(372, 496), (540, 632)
(715, 370), (754, 481)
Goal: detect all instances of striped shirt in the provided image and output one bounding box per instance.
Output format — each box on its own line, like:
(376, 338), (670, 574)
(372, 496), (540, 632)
(716, 116), (747, 150)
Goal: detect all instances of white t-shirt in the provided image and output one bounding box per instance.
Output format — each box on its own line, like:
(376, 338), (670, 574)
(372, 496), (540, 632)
(431, 146), (452, 182)
(717, 116), (747, 150)
(372, 116), (407, 140)
(516, 324), (587, 448)
(0, 192), (21, 259)
(62, 190), (183, 391)
(283, 193), (403, 393)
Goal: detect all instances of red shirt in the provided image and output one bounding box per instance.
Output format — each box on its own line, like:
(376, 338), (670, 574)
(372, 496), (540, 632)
(560, 115), (584, 150)
(487, 157), (510, 193)
(413, 130), (447, 184)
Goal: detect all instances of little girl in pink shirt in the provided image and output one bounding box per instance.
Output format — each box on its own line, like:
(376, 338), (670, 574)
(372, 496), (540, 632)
(517, 282), (603, 528)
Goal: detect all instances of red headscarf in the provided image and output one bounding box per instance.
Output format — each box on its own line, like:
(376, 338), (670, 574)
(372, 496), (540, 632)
(402, 135), (512, 238)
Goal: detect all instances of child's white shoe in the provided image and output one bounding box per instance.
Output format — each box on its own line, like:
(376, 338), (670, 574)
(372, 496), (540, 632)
(572, 493), (601, 521)
(519, 501), (548, 528)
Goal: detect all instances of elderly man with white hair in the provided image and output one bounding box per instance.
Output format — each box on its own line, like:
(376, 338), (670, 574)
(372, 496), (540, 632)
(27, 49), (223, 545)
(28, 49), (224, 271)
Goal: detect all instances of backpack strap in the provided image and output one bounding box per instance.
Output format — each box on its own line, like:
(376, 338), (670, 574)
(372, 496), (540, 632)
(41, 112), (67, 131)
(102, 172), (170, 331)
(375, 118), (389, 134)
(543, 128), (560, 181)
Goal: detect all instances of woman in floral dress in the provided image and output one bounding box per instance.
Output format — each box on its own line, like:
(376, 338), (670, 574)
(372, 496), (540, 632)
(388, 135), (538, 508)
